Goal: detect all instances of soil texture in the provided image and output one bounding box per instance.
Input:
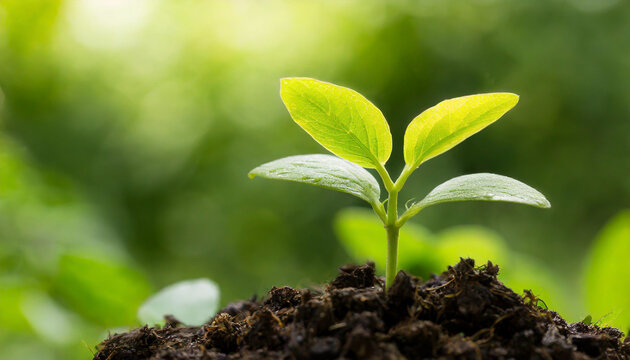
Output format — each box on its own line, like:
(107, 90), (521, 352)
(94, 259), (630, 359)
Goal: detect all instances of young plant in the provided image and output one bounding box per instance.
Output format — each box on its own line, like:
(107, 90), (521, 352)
(249, 78), (550, 289)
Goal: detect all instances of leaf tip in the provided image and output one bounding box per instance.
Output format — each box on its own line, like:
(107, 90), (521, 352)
(540, 198), (551, 209)
(532, 193), (551, 208)
(502, 92), (520, 107)
(247, 171), (257, 180)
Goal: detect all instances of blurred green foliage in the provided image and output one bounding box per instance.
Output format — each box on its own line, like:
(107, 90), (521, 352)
(583, 210), (630, 333)
(335, 208), (571, 315)
(0, 0), (629, 358)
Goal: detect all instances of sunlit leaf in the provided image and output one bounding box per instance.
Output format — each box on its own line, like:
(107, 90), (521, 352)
(249, 154), (381, 205)
(583, 210), (630, 331)
(280, 78), (392, 168)
(334, 208), (437, 275)
(405, 173), (550, 219)
(53, 254), (152, 327)
(404, 93), (518, 168)
(138, 279), (220, 326)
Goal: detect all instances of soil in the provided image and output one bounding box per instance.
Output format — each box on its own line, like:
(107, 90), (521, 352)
(94, 259), (630, 359)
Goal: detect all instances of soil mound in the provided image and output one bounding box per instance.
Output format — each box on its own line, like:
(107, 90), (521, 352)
(94, 259), (629, 359)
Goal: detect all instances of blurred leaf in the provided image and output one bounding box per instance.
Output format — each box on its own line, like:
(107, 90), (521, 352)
(249, 154), (381, 205)
(21, 291), (78, 345)
(404, 93), (519, 169)
(334, 208), (437, 275)
(434, 226), (510, 270)
(280, 78), (392, 169)
(583, 210), (630, 330)
(501, 254), (570, 318)
(53, 254), (151, 327)
(433, 228), (571, 317)
(405, 173), (550, 219)
(0, 281), (32, 334)
(137, 279), (220, 326)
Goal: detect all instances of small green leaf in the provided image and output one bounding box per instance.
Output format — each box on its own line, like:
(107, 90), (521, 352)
(404, 93), (519, 169)
(137, 279), (220, 326)
(249, 154), (381, 205)
(405, 173), (550, 219)
(280, 78), (392, 169)
(583, 210), (630, 331)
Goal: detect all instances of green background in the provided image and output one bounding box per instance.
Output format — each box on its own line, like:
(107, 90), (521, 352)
(0, 0), (629, 358)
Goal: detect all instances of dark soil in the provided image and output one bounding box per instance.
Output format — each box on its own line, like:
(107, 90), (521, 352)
(94, 259), (630, 359)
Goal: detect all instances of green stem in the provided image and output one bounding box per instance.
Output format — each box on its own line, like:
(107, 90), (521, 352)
(375, 162), (395, 192)
(375, 163), (417, 290)
(385, 226), (399, 289)
(371, 202), (387, 223)
(386, 189), (398, 224)
(393, 164), (414, 191)
(397, 204), (424, 227)
(385, 185), (399, 289)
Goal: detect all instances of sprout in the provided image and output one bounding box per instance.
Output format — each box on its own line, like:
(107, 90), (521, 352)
(250, 78), (550, 289)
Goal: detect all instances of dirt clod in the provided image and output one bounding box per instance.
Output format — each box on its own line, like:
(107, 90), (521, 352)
(95, 259), (629, 359)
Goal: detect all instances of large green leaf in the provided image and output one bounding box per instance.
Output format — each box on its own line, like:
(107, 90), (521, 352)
(138, 279), (220, 326)
(404, 173), (550, 219)
(249, 154), (381, 205)
(583, 210), (630, 331)
(280, 78), (392, 169)
(404, 93), (518, 168)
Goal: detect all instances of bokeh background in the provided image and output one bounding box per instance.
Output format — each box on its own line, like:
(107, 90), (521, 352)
(1, 0), (629, 358)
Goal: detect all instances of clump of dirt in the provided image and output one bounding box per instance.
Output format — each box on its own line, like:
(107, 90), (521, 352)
(94, 259), (630, 359)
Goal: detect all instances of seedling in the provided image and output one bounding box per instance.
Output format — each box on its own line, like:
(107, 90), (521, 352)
(249, 78), (550, 289)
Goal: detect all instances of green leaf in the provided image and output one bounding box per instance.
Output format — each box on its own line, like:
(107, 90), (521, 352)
(500, 254), (570, 317)
(21, 291), (79, 345)
(249, 154), (381, 205)
(53, 254), (152, 327)
(137, 279), (220, 326)
(404, 93), (519, 168)
(0, 280), (32, 333)
(280, 78), (392, 169)
(404, 173), (550, 219)
(434, 226), (509, 270)
(334, 208), (437, 275)
(583, 210), (630, 331)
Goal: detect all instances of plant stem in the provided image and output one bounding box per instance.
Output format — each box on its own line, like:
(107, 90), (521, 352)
(385, 185), (399, 289)
(376, 163), (415, 290)
(370, 202), (387, 223)
(375, 162), (395, 192)
(385, 225), (399, 289)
